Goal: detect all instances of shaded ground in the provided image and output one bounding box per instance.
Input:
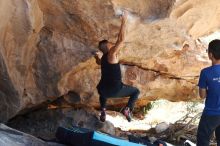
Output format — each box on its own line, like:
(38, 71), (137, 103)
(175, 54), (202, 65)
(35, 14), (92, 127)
(6, 99), (217, 146)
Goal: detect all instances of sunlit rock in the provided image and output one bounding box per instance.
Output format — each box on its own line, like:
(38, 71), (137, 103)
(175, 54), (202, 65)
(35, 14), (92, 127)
(155, 122), (170, 133)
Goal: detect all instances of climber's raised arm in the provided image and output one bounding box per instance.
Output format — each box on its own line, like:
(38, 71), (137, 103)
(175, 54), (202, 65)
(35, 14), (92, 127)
(109, 11), (128, 56)
(97, 10), (140, 123)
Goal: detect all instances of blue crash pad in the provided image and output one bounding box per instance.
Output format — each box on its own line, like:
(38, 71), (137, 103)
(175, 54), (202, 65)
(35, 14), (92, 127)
(56, 126), (145, 146)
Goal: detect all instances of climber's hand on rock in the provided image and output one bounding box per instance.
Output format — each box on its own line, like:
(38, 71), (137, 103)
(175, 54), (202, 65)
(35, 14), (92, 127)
(92, 51), (102, 57)
(95, 51), (102, 58)
(92, 51), (102, 65)
(121, 10), (128, 22)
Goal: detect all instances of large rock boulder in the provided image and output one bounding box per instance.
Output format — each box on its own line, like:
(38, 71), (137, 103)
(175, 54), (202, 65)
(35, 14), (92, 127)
(1, 0), (219, 121)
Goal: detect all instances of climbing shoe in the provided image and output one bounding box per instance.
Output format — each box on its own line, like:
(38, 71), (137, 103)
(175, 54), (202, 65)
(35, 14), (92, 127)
(122, 107), (132, 122)
(100, 109), (106, 122)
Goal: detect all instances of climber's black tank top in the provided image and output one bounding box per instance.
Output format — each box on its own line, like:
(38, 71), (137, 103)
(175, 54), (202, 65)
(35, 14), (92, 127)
(97, 53), (122, 92)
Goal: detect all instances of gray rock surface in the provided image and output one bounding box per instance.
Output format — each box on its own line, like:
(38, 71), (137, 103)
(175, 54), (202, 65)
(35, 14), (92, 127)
(0, 124), (65, 146)
(7, 108), (116, 140)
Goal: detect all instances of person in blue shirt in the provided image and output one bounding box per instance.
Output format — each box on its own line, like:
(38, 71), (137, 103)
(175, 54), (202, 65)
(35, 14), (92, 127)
(197, 39), (220, 146)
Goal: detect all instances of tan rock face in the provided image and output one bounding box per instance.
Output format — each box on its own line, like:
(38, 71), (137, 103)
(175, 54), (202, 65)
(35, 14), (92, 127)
(171, 0), (220, 38)
(0, 0), (217, 121)
(0, 0), (44, 121)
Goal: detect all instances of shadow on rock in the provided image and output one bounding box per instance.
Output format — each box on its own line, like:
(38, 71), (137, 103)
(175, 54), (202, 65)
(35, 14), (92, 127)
(7, 107), (115, 140)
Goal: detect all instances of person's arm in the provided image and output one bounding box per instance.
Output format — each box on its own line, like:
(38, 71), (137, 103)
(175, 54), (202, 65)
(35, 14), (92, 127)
(199, 88), (207, 99)
(109, 11), (128, 55)
(198, 69), (207, 99)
